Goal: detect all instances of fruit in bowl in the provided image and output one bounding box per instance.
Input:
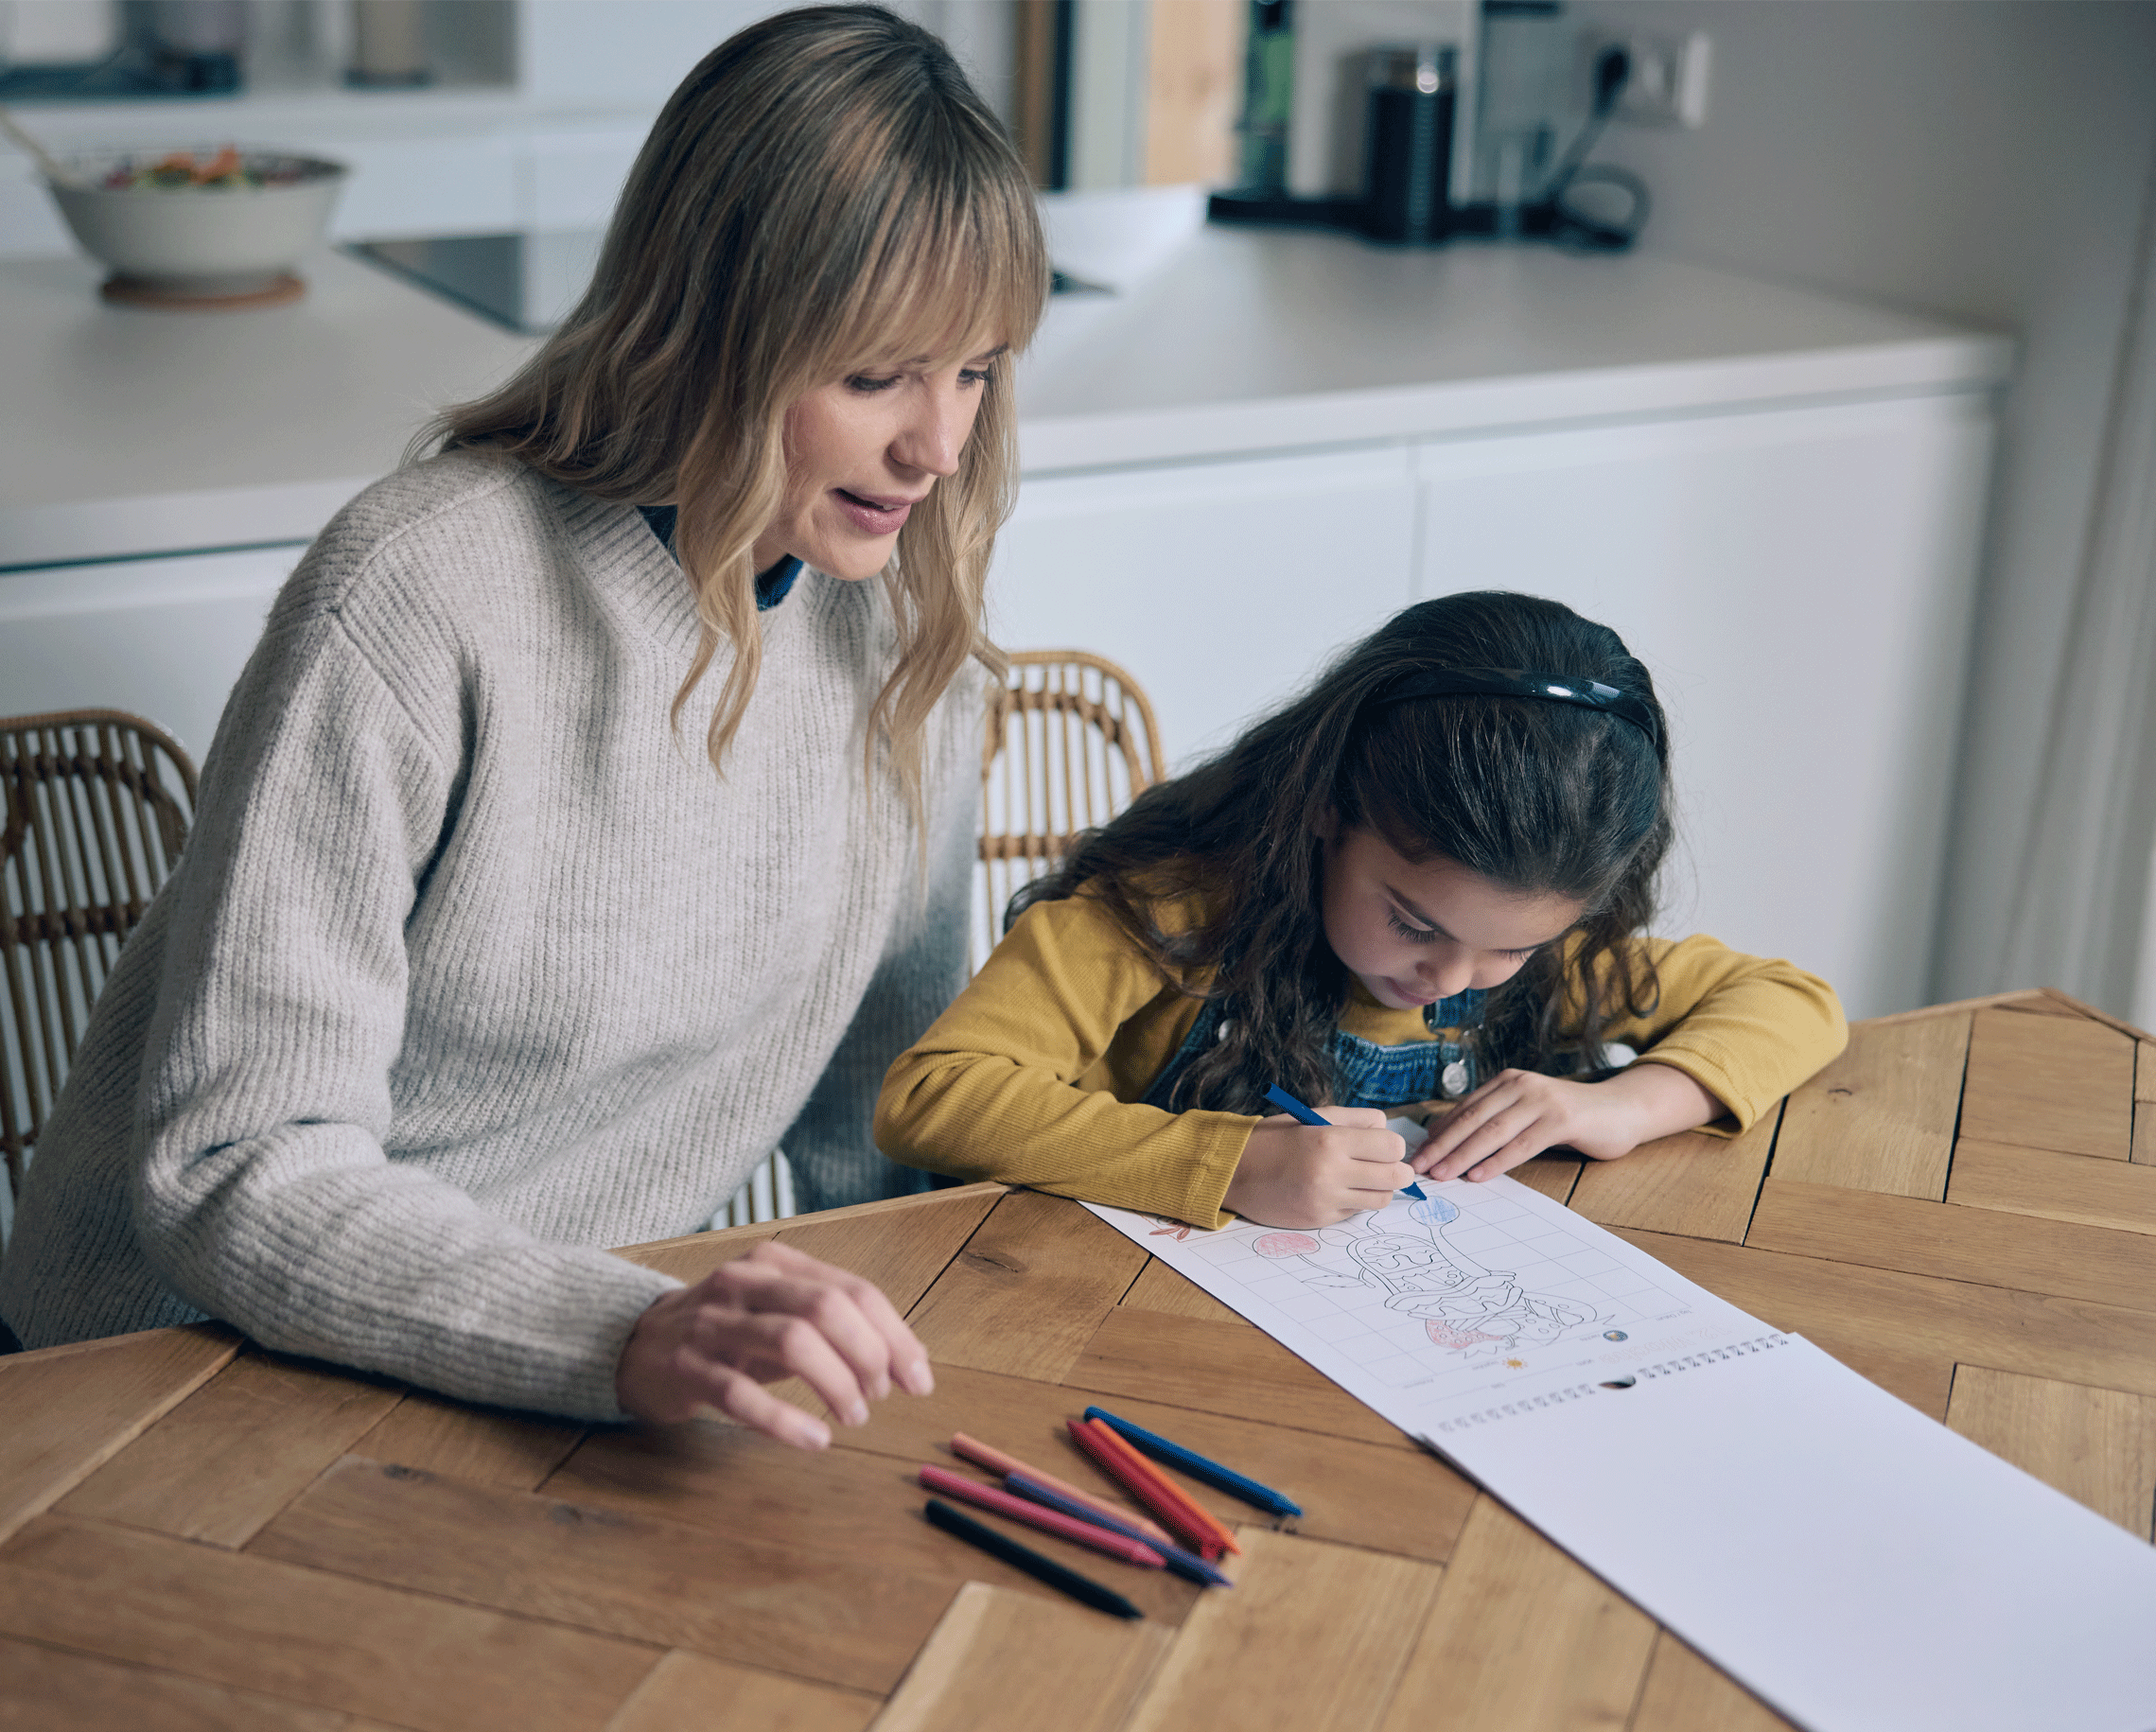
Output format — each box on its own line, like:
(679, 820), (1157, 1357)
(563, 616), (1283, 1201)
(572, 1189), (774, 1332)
(48, 146), (349, 307)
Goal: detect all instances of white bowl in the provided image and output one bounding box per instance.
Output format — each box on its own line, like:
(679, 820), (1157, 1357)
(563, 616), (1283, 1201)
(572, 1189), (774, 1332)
(49, 149), (348, 301)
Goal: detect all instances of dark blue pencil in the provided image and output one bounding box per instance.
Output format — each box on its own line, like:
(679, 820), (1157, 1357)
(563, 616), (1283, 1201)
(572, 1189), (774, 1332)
(922, 1498), (1144, 1618)
(1083, 1406), (1305, 1519)
(1263, 1083), (1428, 1200)
(1005, 1470), (1236, 1586)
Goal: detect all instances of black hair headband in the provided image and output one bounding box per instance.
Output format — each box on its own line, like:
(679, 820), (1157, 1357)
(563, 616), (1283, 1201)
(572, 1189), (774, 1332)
(1377, 666), (1660, 750)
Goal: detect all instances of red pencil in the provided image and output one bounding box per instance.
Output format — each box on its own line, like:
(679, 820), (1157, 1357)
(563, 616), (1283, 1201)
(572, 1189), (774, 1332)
(950, 1431), (1178, 1548)
(1082, 1419), (1241, 1558)
(917, 1464), (1166, 1569)
(1067, 1419), (1234, 1560)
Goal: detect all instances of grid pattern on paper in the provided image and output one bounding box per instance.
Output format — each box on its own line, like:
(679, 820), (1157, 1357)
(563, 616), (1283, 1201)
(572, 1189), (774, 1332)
(1172, 1189), (1703, 1396)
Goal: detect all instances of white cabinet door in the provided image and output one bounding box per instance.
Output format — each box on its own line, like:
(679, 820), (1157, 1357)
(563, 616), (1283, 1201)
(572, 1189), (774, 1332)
(1414, 394), (1995, 1018)
(993, 446), (1419, 769)
(0, 545), (301, 767)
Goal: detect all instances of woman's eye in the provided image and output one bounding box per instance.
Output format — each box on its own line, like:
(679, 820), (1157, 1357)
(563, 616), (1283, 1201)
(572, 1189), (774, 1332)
(845, 374), (902, 393)
(1387, 911), (1438, 945)
(958, 366), (993, 389)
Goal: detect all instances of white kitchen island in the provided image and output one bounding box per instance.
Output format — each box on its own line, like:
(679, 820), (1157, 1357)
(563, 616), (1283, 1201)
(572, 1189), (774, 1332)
(0, 195), (2009, 1014)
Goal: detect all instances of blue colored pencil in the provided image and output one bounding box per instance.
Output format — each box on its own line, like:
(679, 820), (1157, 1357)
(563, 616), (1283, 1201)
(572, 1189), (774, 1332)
(1083, 1406), (1305, 1519)
(1263, 1084), (1428, 1201)
(1005, 1470), (1235, 1587)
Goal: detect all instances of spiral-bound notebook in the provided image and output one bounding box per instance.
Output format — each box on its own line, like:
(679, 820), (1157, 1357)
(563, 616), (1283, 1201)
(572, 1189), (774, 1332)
(1084, 1175), (2156, 1732)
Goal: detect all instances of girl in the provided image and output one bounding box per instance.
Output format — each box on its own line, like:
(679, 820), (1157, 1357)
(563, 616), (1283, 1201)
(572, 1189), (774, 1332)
(876, 592), (1846, 1230)
(1, 6), (1045, 1445)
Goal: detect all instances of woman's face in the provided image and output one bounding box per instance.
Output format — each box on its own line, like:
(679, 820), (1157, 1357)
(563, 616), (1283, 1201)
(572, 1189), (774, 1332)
(753, 340), (1007, 581)
(1321, 825), (1583, 1011)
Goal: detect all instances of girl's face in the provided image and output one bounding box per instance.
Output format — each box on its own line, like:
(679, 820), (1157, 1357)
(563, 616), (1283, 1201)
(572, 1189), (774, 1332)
(1321, 825), (1584, 1011)
(753, 339), (1007, 581)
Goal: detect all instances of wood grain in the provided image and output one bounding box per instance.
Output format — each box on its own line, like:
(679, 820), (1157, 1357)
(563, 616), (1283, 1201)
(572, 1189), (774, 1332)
(1628, 1633), (1798, 1732)
(1379, 1496), (1656, 1732)
(542, 1421), (1199, 1626)
(777, 1187), (1002, 1314)
(1946, 1364), (2156, 1539)
(606, 1651), (878, 1732)
(906, 1191), (1148, 1381)
(869, 1580), (1169, 1732)
(609, 1219), (780, 1280)
(1065, 1306), (1412, 1449)
(1570, 1105), (1777, 1241)
(2138, 1041), (2156, 1101)
(807, 1361), (1474, 1564)
(1772, 1014), (1967, 1198)
(1618, 1229), (2156, 1420)
(1947, 1139), (2156, 1235)
(251, 1456), (953, 1696)
(0, 1323), (238, 1544)
(0, 1633), (359, 1732)
(1507, 1154), (1583, 1204)
(1959, 1007), (2133, 1161)
(1744, 1179), (2156, 1313)
(56, 1350), (402, 1546)
(1120, 1258), (1244, 1324)
(0, 1514), (657, 1731)
(352, 1389), (586, 1491)
(1124, 1530), (1441, 1732)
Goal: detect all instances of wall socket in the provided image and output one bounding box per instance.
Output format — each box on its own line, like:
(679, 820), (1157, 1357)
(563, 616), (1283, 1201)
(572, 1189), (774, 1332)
(1605, 30), (1712, 129)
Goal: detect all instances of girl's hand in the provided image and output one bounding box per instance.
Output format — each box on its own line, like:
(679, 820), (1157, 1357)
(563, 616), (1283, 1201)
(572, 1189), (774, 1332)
(1225, 1107), (1414, 1227)
(1412, 1063), (1723, 1183)
(615, 1240), (934, 1448)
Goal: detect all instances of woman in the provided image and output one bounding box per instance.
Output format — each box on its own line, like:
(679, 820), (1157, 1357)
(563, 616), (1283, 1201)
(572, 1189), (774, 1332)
(0, 6), (1046, 1448)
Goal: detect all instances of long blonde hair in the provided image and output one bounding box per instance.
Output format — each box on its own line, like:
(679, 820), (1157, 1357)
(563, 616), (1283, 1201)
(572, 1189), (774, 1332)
(433, 5), (1047, 807)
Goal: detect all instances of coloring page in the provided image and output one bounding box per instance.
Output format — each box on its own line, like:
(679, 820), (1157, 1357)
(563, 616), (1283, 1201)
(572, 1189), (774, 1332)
(1085, 1172), (1768, 1434)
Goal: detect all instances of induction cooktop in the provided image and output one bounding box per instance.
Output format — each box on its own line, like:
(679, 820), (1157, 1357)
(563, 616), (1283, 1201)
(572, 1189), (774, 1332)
(345, 230), (1108, 335)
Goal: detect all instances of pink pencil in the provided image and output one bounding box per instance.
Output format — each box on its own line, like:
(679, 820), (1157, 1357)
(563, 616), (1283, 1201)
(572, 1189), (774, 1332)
(917, 1465), (1166, 1569)
(950, 1431), (1177, 1548)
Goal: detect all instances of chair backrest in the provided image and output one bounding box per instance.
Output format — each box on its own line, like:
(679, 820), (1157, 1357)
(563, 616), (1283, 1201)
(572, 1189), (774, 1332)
(976, 650), (1166, 965)
(2, 710), (197, 1198)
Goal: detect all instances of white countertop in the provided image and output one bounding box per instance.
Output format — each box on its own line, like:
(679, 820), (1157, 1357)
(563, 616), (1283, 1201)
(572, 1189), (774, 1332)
(0, 191), (2012, 569)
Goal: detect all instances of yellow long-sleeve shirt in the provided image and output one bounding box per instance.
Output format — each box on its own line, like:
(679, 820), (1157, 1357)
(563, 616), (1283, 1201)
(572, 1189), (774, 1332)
(875, 893), (1847, 1229)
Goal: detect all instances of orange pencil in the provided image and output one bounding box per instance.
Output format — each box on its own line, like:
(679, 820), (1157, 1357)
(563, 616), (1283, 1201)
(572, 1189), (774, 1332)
(950, 1432), (1177, 1548)
(1068, 1419), (1238, 1560)
(1084, 1419), (1241, 1557)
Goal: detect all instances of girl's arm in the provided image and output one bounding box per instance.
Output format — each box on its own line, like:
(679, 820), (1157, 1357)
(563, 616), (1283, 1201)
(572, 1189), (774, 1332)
(1416, 934), (1847, 1182)
(876, 896), (1266, 1227)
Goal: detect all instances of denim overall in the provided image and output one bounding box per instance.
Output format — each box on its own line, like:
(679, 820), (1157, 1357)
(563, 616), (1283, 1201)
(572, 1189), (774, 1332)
(1142, 989), (1489, 1113)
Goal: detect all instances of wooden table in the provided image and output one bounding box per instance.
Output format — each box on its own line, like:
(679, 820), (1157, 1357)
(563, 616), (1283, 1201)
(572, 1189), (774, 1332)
(5, 988), (2155, 1731)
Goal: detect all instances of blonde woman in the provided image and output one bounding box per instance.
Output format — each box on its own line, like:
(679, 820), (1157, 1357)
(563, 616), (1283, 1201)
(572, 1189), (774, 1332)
(0, 7), (1047, 1447)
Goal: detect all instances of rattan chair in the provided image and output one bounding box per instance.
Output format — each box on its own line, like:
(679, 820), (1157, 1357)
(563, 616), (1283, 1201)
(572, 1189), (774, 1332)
(2, 710), (197, 1201)
(975, 649), (1166, 965)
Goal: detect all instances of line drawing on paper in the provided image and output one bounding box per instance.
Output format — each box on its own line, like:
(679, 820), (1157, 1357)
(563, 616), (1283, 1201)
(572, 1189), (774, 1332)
(1141, 1183), (1705, 1396)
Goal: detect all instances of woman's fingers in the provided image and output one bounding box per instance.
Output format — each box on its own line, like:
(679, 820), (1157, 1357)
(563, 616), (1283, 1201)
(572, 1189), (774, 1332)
(717, 1253), (921, 1402)
(708, 1362), (833, 1450)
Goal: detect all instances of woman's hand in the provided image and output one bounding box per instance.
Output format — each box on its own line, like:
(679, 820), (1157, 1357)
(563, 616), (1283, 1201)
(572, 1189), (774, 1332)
(1224, 1107), (1414, 1227)
(615, 1240), (934, 1448)
(1411, 1062), (1723, 1183)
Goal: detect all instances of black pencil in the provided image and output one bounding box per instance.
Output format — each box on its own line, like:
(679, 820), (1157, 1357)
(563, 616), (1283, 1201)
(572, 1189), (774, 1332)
(922, 1498), (1145, 1619)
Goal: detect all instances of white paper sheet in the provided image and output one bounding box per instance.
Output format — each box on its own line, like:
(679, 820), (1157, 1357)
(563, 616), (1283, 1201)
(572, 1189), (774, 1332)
(1085, 1177), (2156, 1732)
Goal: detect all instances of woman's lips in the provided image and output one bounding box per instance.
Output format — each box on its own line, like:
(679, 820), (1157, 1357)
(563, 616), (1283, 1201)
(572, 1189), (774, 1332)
(835, 488), (916, 535)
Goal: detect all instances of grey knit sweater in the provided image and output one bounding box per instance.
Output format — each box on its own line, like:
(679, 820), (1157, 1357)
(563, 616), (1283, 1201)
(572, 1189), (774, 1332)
(0, 452), (979, 1418)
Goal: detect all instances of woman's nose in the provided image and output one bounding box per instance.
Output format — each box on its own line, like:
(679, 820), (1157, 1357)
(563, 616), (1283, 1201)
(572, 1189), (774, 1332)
(890, 383), (969, 478)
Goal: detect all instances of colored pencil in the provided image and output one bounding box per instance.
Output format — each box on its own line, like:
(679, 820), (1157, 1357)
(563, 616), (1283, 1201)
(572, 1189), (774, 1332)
(1067, 1418), (1236, 1560)
(1082, 1406), (1304, 1517)
(1265, 1083), (1428, 1199)
(917, 1465), (1165, 1569)
(950, 1431), (1177, 1548)
(1083, 1419), (1241, 1557)
(1006, 1470), (1235, 1587)
(922, 1499), (1144, 1619)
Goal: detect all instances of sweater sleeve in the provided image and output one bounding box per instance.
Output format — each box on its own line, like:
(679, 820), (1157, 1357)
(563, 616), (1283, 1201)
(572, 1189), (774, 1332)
(875, 896), (1254, 1228)
(780, 712), (978, 1215)
(131, 605), (676, 1421)
(1597, 934), (1849, 1133)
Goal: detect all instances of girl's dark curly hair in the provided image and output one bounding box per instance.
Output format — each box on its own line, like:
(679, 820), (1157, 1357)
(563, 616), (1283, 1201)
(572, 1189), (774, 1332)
(1008, 591), (1673, 1112)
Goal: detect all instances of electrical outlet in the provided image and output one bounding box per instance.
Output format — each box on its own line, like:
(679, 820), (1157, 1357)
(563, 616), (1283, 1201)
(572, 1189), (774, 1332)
(1608, 30), (1711, 129)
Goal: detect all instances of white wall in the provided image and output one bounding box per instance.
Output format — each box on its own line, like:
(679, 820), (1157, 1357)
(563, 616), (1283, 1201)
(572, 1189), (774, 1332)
(1569, 0), (2156, 1006)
